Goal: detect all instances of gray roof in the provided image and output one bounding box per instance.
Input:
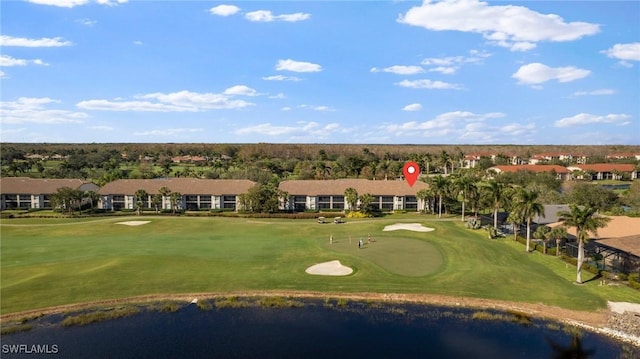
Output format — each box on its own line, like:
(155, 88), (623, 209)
(534, 204), (570, 224)
(0, 177), (98, 194)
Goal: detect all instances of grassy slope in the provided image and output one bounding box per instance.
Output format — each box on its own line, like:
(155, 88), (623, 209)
(1, 216), (638, 314)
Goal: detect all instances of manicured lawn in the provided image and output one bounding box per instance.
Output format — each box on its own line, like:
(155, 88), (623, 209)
(1, 215), (637, 314)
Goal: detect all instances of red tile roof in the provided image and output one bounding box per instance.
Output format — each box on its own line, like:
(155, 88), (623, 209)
(489, 165), (569, 174)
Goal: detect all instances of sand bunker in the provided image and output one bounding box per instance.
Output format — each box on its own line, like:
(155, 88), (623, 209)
(608, 301), (640, 314)
(116, 221), (151, 226)
(383, 223), (434, 232)
(305, 260), (353, 276)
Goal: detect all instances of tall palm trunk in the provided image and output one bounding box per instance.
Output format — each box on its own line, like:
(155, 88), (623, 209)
(577, 229), (584, 284)
(525, 218), (531, 252)
(461, 197), (465, 222)
(493, 206), (498, 229)
(438, 195), (443, 218)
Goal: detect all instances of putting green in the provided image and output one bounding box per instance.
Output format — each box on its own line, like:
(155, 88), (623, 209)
(323, 234), (443, 277)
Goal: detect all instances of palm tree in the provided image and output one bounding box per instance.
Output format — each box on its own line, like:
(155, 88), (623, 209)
(134, 189), (148, 216)
(422, 153), (433, 175)
(158, 186), (171, 211)
(358, 193), (375, 216)
(428, 175), (449, 218)
(481, 179), (509, 230)
(85, 190), (100, 211)
(506, 210), (523, 241)
(452, 173), (477, 222)
(151, 193), (163, 214)
(438, 150), (450, 175)
(344, 187), (358, 211)
(50, 187), (76, 215)
(416, 188), (434, 214)
(169, 191), (182, 215)
(558, 205), (611, 284)
(547, 225), (568, 257)
(512, 188), (545, 252)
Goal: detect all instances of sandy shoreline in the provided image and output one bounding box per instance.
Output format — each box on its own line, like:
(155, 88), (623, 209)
(2, 290), (638, 345)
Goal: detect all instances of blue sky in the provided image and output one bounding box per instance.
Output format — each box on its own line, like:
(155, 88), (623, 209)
(1, 0), (639, 144)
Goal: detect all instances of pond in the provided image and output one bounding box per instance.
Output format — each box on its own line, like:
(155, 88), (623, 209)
(2, 299), (635, 358)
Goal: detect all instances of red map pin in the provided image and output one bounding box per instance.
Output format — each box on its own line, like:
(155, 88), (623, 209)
(403, 161), (420, 187)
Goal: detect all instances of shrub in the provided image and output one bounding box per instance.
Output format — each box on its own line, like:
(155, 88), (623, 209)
(196, 300), (213, 311)
(346, 211), (368, 218)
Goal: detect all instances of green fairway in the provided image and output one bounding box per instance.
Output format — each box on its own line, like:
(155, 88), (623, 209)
(1, 215), (638, 314)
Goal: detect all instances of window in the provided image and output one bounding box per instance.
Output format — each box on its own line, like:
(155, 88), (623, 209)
(332, 196), (345, 209)
(381, 196), (394, 211)
(405, 196), (418, 210)
(292, 195), (306, 211)
(43, 195), (51, 209)
(317, 195), (332, 210)
(222, 195), (237, 210)
(112, 195), (125, 210)
(199, 195), (212, 209)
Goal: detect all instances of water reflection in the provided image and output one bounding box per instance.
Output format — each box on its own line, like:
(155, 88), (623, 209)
(1, 299), (635, 359)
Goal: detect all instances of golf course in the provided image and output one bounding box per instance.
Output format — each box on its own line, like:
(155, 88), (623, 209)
(1, 214), (638, 316)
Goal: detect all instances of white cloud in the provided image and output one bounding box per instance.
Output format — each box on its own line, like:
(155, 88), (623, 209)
(281, 106), (292, 111)
(395, 79), (463, 90)
(298, 104), (335, 112)
(459, 121), (537, 143)
(572, 89), (615, 97)
(76, 18), (97, 26)
(245, 10), (310, 22)
(0, 70), (6, 78)
(398, 0), (599, 51)
(235, 121), (339, 137)
(370, 65), (424, 75)
(499, 123), (536, 137)
(95, 0), (127, 6)
(209, 4), (241, 16)
(134, 128), (203, 136)
(381, 111), (505, 138)
(601, 42), (640, 62)
(0, 55), (49, 67)
(554, 113), (631, 128)
(0, 55), (26, 67)
(77, 89), (255, 112)
(268, 93), (286, 99)
(223, 85), (259, 96)
(27, 0), (89, 7)
(133, 40), (143, 46)
(380, 111), (534, 143)
(421, 50), (491, 74)
(0, 35), (72, 47)
(77, 99), (197, 112)
(27, 0), (126, 7)
(402, 103), (422, 111)
(262, 75), (302, 82)
(276, 59), (322, 73)
(0, 97), (88, 124)
(512, 63), (590, 85)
